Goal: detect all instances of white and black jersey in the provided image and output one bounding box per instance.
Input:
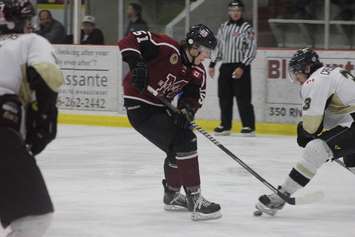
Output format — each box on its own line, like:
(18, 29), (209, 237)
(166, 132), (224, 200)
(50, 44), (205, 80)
(0, 33), (63, 229)
(301, 66), (355, 134)
(211, 19), (256, 67)
(0, 33), (57, 98)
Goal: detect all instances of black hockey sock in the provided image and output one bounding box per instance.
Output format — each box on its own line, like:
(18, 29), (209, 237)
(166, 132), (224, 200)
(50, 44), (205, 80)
(164, 159), (182, 191)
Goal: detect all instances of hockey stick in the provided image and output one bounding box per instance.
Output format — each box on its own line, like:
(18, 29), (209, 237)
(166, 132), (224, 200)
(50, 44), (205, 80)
(147, 86), (323, 205)
(334, 159), (355, 175)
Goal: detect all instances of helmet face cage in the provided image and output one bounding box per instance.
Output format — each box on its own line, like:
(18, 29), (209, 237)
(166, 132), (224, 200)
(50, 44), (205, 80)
(190, 44), (214, 57)
(288, 48), (320, 83)
(288, 62), (305, 83)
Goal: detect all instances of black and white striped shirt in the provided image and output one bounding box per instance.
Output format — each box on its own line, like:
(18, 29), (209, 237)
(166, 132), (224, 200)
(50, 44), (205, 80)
(210, 19), (256, 67)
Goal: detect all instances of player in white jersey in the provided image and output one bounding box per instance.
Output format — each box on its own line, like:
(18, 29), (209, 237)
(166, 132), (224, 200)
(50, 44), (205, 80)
(255, 48), (355, 216)
(0, 1), (63, 236)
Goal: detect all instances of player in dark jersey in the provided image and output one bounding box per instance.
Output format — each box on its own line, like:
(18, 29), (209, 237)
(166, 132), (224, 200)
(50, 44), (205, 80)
(118, 24), (221, 221)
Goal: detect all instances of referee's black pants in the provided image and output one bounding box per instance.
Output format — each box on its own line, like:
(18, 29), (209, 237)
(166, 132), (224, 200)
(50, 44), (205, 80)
(217, 63), (255, 130)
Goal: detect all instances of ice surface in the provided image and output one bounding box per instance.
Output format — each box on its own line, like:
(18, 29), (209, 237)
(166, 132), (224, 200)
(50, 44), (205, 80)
(1, 125), (354, 237)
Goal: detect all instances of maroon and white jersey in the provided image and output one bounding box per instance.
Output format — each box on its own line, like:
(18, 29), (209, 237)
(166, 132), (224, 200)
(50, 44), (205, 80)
(118, 31), (206, 110)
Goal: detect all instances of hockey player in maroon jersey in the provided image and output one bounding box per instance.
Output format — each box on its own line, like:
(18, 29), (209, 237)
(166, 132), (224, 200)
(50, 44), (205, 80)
(118, 24), (221, 221)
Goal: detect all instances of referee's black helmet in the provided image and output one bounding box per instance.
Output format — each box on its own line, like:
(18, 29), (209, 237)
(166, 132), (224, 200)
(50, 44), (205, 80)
(228, 0), (244, 8)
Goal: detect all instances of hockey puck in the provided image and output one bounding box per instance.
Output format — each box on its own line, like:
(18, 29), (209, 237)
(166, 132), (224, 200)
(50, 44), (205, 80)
(253, 210), (263, 216)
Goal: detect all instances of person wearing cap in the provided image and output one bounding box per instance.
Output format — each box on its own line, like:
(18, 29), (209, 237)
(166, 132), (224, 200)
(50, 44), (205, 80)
(125, 2), (148, 36)
(208, 0), (257, 136)
(36, 9), (66, 44)
(81, 15), (105, 45)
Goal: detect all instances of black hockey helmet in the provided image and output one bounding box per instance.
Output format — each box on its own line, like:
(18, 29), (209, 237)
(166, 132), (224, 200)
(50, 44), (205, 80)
(288, 48), (323, 82)
(185, 24), (217, 50)
(228, 0), (244, 8)
(0, 0), (35, 33)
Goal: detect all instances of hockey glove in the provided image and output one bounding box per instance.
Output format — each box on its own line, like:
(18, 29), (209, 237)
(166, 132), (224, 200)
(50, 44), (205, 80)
(297, 122), (316, 148)
(173, 104), (195, 129)
(131, 61), (148, 93)
(0, 95), (22, 131)
(26, 102), (58, 155)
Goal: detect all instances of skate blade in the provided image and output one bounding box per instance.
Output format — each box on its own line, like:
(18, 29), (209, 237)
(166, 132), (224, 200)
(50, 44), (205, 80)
(214, 131), (231, 136)
(164, 204), (189, 212)
(255, 203), (278, 216)
(240, 133), (256, 137)
(191, 210), (222, 221)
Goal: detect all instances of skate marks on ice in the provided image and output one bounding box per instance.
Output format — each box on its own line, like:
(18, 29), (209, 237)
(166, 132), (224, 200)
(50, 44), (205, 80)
(1, 126), (354, 237)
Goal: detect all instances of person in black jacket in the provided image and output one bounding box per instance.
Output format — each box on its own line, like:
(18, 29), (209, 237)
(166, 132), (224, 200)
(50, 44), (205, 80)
(36, 9), (66, 44)
(80, 16), (105, 45)
(125, 3), (148, 36)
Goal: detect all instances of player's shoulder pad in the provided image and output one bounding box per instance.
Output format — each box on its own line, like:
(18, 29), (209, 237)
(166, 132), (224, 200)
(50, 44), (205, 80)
(28, 33), (52, 45)
(312, 66), (337, 82)
(329, 66), (344, 76)
(152, 33), (177, 44)
(128, 31), (175, 45)
(146, 32), (181, 56)
(28, 33), (56, 57)
(301, 66), (331, 95)
(13, 33), (48, 48)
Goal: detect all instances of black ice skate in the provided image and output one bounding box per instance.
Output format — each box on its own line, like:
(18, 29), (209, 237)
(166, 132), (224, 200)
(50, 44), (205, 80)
(162, 180), (188, 211)
(214, 126), (231, 136)
(255, 188), (290, 216)
(186, 189), (222, 221)
(240, 127), (255, 137)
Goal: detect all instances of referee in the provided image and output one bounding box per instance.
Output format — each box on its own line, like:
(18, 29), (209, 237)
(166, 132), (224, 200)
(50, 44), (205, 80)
(208, 0), (257, 136)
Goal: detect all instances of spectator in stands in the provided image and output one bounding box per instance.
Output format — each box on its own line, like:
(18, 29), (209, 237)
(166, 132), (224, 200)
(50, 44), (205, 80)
(125, 2), (148, 35)
(80, 16), (105, 45)
(291, 0), (313, 19)
(332, 0), (355, 20)
(36, 10), (66, 44)
(270, 0), (315, 19)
